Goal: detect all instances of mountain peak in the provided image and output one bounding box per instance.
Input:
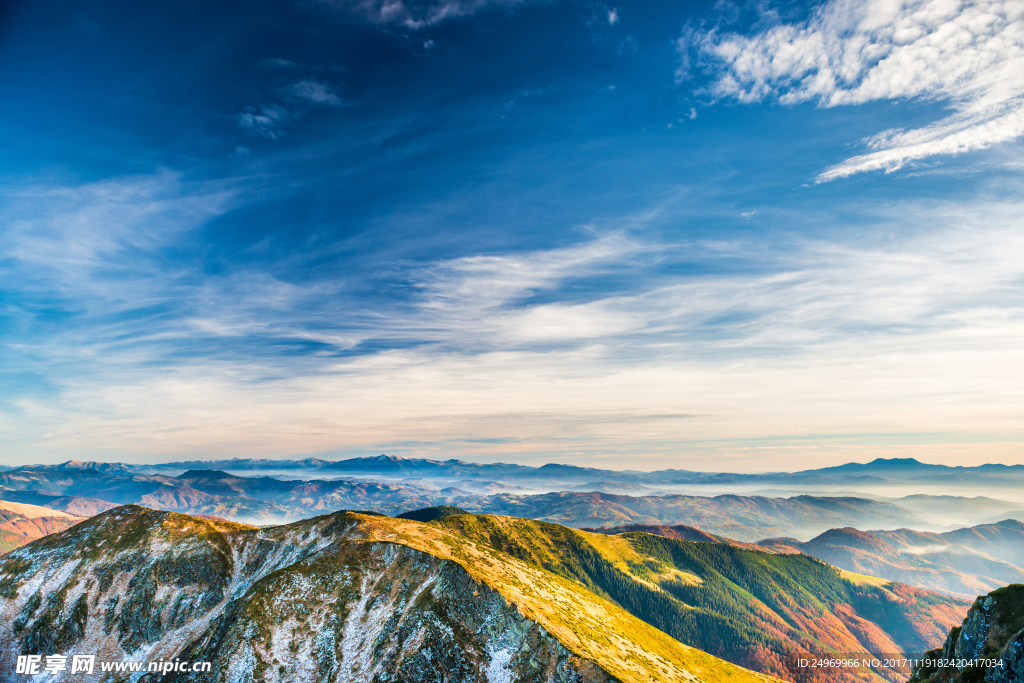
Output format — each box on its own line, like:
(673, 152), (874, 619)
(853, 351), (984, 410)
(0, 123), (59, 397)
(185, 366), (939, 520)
(866, 457), (924, 466)
(367, 454), (403, 462)
(806, 527), (893, 554)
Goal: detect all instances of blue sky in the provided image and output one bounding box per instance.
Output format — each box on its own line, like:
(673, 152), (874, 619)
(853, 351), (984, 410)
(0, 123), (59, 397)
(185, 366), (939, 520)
(1, 0), (1022, 469)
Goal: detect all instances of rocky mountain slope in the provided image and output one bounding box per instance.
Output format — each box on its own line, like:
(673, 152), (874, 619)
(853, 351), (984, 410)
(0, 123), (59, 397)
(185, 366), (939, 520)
(431, 514), (967, 683)
(757, 521), (1024, 598)
(0, 505), (776, 683)
(909, 584), (1024, 683)
(0, 501), (84, 555)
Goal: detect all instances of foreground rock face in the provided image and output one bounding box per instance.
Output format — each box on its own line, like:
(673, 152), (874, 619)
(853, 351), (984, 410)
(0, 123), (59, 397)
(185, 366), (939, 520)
(0, 507), (613, 683)
(180, 542), (609, 683)
(909, 584), (1024, 683)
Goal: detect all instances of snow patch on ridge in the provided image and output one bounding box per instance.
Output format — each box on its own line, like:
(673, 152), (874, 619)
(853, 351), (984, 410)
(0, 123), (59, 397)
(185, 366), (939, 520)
(485, 646), (513, 683)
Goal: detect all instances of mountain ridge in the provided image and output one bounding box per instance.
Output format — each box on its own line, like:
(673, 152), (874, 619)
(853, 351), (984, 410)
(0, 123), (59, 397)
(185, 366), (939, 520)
(0, 505), (777, 683)
(127, 455), (1024, 486)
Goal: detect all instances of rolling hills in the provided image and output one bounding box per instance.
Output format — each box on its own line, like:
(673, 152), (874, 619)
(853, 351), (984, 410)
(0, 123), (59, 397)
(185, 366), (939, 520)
(463, 492), (922, 540)
(0, 466), (446, 523)
(757, 521), (1024, 598)
(0, 464), (936, 536)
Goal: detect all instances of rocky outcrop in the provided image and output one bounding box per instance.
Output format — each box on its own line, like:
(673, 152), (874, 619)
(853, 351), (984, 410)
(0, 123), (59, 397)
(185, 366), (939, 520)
(173, 542), (612, 683)
(909, 584), (1024, 683)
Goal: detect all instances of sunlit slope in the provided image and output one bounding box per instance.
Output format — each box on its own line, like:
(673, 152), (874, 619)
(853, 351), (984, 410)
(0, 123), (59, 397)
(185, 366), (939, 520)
(0, 505), (775, 683)
(348, 512), (777, 683)
(432, 514), (968, 683)
(0, 501), (85, 555)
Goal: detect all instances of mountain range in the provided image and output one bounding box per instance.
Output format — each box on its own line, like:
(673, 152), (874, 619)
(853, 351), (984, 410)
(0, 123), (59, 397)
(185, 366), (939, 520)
(14, 455), (1024, 492)
(429, 513), (967, 682)
(2, 462), (1007, 534)
(0, 505), (971, 683)
(115, 455), (1024, 488)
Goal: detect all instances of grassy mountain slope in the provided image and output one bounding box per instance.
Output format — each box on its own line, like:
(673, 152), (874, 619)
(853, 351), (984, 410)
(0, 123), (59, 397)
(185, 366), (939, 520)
(588, 523), (767, 550)
(0, 505), (774, 683)
(432, 514), (968, 683)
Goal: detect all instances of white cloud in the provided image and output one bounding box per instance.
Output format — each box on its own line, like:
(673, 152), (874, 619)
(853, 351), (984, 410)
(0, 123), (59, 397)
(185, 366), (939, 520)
(418, 232), (644, 312)
(687, 0), (1024, 180)
(238, 68), (350, 141)
(237, 104), (292, 140)
(12, 195), (1024, 468)
(1, 171), (232, 293)
(284, 79), (347, 107)
(339, 0), (527, 29)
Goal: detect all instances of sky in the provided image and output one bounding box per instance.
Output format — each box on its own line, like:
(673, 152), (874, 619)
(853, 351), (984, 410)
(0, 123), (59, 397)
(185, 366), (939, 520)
(0, 0), (1022, 470)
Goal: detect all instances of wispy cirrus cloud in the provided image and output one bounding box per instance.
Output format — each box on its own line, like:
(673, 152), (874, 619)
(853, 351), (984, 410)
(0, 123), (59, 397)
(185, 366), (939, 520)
(285, 79), (347, 107)
(4, 170), (1024, 467)
(237, 104), (293, 140)
(334, 0), (529, 29)
(684, 0), (1024, 181)
(27, 198), (1024, 466)
(237, 63), (350, 140)
(1, 171), (232, 295)
(418, 233), (645, 311)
